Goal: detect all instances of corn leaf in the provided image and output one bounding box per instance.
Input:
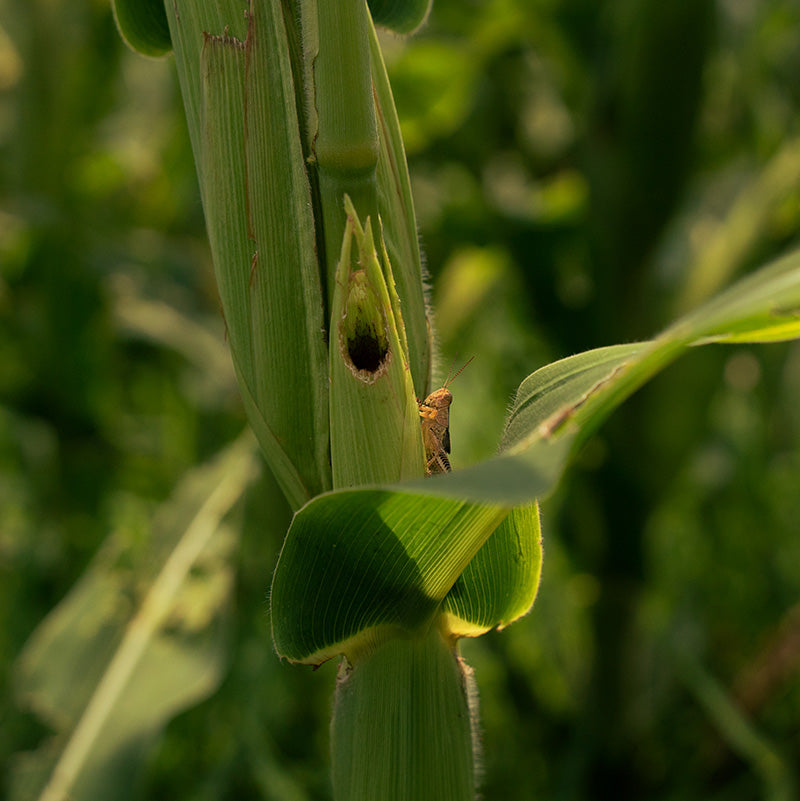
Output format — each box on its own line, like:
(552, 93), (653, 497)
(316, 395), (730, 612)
(167, 1), (250, 193)
(271, 490), (508, 664)
(331, 626), (475, 801)
(328, 200), (425, 487)
(442, 503), (543, 637)
(199, 3), (330, 508)
(425, 247), (800, 504)
(111, 0), (171, 57)
(369, 17), (432, 396)
(272, 250), (800, 662)
(11, 435), (258, 801)
(367, 0), (432, 34)
(241, 4), (331, 498)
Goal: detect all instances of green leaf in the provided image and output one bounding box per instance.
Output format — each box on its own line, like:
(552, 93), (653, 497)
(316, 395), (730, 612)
(479, 248), (800, 498)
(271, 490), (507, 664)
(200, 7), (330, 508)
(11, 435), (258, 801)
(368, 0), (432, 34)
(680, 247), (800, 344)
(331, 626), (476, 801)
(442, 503), (543, 636)
(499, 343), (643, 454)
(272, 249), (800, 662)
(369, 16), (432, 396)
(242, 6), (331, 497)
(167, 1), (250, 179)
(329, 199), (425, 487)
(111, 0), (171, 57)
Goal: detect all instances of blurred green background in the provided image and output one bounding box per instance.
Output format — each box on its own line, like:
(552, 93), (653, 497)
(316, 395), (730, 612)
(2, 0), (800, 799)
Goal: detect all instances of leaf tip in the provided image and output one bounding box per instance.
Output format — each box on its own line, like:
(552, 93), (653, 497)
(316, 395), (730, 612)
(111, 0), (172, 57)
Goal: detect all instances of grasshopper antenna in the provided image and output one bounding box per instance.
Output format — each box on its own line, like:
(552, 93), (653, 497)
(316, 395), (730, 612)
(443, 355), (475, 389)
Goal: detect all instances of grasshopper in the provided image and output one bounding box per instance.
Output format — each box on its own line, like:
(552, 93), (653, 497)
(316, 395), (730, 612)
(418, 358), (473, 475)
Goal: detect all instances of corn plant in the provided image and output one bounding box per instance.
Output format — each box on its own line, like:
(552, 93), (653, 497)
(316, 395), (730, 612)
(12, 1), (800, 800)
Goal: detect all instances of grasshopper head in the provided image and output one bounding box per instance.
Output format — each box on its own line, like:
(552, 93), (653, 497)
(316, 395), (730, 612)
(423, 387), (453, 411)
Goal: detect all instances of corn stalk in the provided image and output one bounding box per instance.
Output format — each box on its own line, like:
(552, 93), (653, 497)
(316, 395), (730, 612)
(108, 2), (800, 801)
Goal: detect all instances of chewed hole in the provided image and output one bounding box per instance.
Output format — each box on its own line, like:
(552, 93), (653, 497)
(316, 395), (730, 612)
(339, 271), (390, 378)
(348, 331), (387, 372)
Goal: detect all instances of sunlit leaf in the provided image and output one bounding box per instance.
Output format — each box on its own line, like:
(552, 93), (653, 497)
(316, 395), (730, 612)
(272, 249), (800, 664)
(442, 504), (543, 636)
(271, 490), (507, 664)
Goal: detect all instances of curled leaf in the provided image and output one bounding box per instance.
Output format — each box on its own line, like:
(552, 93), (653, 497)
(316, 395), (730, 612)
(368, 0), (433, 34)
(111, 0), (171, 57)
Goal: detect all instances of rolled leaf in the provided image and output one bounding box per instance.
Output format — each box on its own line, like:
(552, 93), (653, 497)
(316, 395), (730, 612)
(167, 1), (250, 183)
(200, 5), (330, 508)
(368, 0), (432, 34)
(271, 489), (507, 664)
(273, 249), (800, 661)
(369, 16), (432, 396)
(442, 503), (543, 636)
(331, 626), (476, 801)
(111, 0), (171, 57)
(329, 199), (425, 487)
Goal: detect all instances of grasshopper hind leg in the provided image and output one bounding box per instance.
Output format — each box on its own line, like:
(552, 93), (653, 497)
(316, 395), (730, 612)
(425, 434), (451, 475)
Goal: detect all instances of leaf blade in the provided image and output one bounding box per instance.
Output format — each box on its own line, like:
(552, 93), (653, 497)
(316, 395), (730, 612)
(442, 503), (543, 636)
(12, 436), (258, 801)
(272, 249), (800, 661)
(271, 490), (507, 664)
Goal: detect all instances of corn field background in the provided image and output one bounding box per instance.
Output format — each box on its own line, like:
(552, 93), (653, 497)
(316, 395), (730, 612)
(2, 0), (800, 799)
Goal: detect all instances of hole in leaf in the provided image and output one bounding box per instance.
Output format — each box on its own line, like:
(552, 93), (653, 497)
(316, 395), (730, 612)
(348, 330), (387, 372)
(340, 271), (390, 378)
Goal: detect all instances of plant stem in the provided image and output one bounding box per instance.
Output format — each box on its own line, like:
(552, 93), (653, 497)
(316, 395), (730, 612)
(312, 0), (381, 305)
(331, 624), (478, 801)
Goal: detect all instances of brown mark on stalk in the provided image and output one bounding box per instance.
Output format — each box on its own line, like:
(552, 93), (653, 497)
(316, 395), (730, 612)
(771, 303), (800, 319)
(202, 26), (245, 49)
(249, 251), (258, 287)
(201, 25), (255, 286)
(218, 298), (229, 343)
